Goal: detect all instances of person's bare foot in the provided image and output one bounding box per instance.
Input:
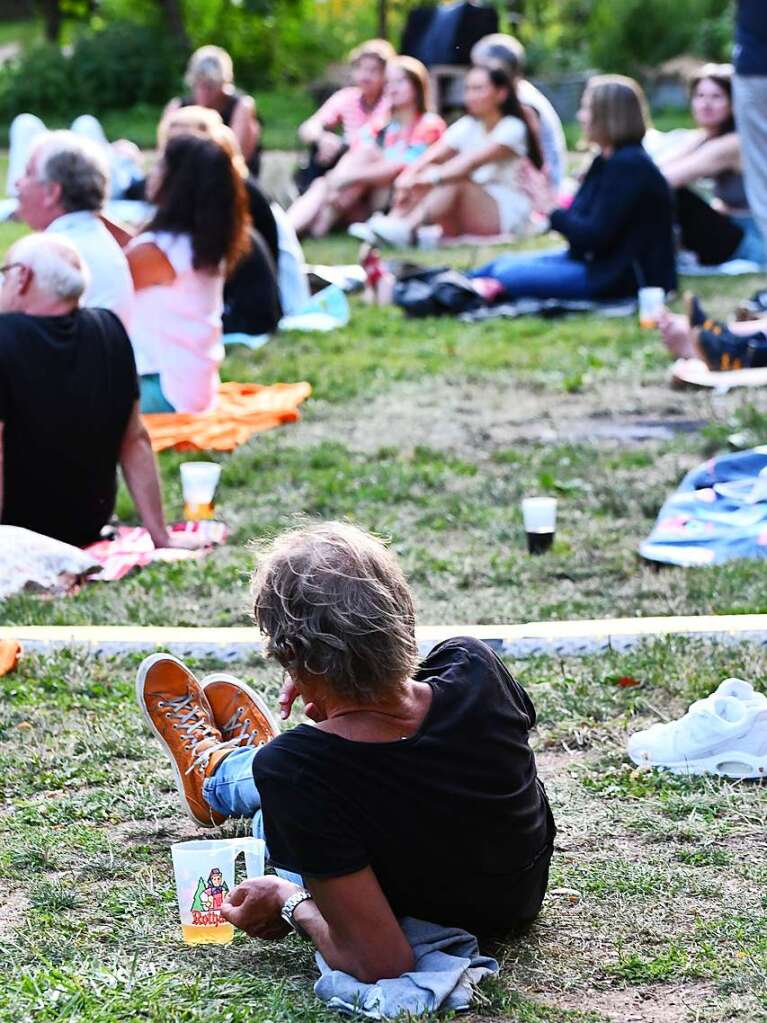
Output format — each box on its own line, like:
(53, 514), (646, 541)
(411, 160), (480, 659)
(658, 311), (699, 360)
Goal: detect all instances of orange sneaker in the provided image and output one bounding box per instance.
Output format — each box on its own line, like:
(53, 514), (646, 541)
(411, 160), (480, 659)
(136, 653), (234, 828)
(201, 672), (279, 749)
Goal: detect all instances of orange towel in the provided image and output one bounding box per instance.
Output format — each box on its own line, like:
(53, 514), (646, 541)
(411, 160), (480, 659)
(0, 639), (21, 676)
(143, 381), (312, 453)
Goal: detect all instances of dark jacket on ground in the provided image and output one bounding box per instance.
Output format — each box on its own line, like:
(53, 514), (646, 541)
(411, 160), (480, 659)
(549, 143), (677, 298)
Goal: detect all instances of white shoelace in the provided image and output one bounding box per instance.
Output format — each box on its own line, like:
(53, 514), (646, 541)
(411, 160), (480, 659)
(220, 707), (263, 747)
(159, 695), (240, 775)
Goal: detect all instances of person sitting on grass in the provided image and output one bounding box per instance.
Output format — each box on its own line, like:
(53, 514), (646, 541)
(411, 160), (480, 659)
(289, 56), (445, 239)
(650, 64), (765, 269)
(659, 292), (767, 370)
(466, 75), (677, 304)
(357, 63), (545, 247)
(293, 38), (395, 197)
(123, 134), (251, 414)
(14, 130), (133, 326)
(164, 45), (263, 178)
(136, 521), (556, 979)
(0, 233), (195, 550)
(470, 33), (567, 191)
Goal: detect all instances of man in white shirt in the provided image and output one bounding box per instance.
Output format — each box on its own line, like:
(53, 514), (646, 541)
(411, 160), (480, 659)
(15, 131), (133, 326)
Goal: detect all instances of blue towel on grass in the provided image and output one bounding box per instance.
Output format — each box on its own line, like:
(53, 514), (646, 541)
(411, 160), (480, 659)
(314, 917), (499, 1019)
(640, 447), (767, 566)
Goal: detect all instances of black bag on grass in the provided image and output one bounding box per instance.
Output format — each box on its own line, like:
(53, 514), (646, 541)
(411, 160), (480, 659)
(393, 268), (484, 318)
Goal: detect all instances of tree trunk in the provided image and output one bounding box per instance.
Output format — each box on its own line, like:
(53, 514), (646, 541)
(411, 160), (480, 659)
(38, 0), (62, 42)
(377, 0), (387, 39)
(156, 0), (190, 49)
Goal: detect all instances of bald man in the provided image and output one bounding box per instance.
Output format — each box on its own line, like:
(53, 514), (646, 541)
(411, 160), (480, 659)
(0, 233), (190, 548)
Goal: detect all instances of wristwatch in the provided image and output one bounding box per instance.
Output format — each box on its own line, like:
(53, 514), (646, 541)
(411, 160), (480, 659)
(280, 887), (313, 937)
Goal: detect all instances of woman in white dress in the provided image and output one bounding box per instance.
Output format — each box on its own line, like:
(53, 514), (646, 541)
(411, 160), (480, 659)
(358, 64), (545, 246)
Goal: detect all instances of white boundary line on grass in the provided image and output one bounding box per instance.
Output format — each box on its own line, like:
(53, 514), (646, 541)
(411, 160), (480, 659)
(3, 614), (767, 659)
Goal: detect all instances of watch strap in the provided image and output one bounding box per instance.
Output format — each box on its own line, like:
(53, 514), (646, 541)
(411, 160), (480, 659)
(280, 887), (313, 936)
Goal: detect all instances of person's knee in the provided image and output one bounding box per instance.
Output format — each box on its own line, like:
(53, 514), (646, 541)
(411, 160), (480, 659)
(10, 113), (46, 140)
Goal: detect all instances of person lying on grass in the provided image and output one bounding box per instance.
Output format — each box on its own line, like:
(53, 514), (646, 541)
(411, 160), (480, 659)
(136, 521), (556, 982)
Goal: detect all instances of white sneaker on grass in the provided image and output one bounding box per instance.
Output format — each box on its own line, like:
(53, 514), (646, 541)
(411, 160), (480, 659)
(348, 221), (376, 243)
(367, 212), (414, 248)
(627, 678), (767, 779)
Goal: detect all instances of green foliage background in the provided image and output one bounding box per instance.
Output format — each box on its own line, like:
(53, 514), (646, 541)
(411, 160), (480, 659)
(0, 0), (737, 119)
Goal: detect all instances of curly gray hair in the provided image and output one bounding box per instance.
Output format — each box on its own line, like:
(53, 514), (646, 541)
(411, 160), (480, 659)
(34, 131), (109, 213)
(251, 522), (419, 702)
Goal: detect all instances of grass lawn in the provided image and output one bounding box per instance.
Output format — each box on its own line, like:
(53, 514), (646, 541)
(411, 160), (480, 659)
(2, 226), (767, 1020)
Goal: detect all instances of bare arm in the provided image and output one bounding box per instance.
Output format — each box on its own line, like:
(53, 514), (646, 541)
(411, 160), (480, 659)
(99, 214), (135, 249)
(397, 137), (457, 182)
(661, 133), (741, 188)
(126, 243), (176, 292)
(415, 139), (520, 186)
(328, 148), (402, 190)
(119, 402), (169, 547)
(223, 869), (414, 984)
(299, 108), (338, 146)
(230, 95), (259, 163)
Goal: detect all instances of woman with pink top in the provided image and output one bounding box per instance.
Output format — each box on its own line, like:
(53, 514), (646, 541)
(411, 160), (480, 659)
(128, 134), (250, 414)
(289, 56), (445, 238)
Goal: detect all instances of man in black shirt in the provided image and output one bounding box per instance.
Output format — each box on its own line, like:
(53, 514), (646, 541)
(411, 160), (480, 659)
(0, 232), (191, 548)
(137, 522), (555, 983)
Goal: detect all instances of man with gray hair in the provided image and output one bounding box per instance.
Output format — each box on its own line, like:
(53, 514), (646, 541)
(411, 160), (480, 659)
(15, 130), (133, 325)
(0, 233), (187, 550)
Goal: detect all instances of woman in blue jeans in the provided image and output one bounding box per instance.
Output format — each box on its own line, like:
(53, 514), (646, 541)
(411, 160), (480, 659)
(136, 522), (555, 981)
(472, 75), (676, 302)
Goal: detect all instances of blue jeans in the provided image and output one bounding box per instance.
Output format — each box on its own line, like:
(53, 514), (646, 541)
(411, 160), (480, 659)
(731, 214), (766, 265)
(202, 747), (303, 885)
(471, 248), (593, 300)
(139, 373), (176, 414)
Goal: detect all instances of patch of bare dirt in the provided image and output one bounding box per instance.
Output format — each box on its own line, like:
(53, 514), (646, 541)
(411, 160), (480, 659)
(108, 817), (200, 846)
(550, 982), (719, 1023)
(296, 375), (718, 458)
(0, 891), (30, 939)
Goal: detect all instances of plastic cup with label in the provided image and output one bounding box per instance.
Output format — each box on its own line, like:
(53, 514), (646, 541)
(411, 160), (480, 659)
(521, 497), (557, 555)
(171, 837), (265, 945)
(180, 462), (221, 521)
(638, 287), (666, 328)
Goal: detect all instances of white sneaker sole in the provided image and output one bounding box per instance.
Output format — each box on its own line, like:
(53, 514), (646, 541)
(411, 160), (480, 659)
(629, 747), (767, 779)
(348, 222), (376, 243)
(135, 652), (216, 827)
(200, 672), (280, 741)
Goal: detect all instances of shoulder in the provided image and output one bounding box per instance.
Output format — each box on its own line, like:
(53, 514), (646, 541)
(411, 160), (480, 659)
(252, 726), (322, 783)
(79, 306), (131, 340)
(493, 116), (526, 147)
(233, 92), (255, 116)
(443, 115), (474, 142)
(419, 112), (446, 132)
(324, 86), (357, 109)
(418, 634), (503, 678)
(0, 313), (33, 351)
(126, 236), (177, 288)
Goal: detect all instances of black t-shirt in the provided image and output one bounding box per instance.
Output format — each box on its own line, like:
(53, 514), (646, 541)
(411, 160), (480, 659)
(0, 308), (139, 547)
(252, 636), (555, 936)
